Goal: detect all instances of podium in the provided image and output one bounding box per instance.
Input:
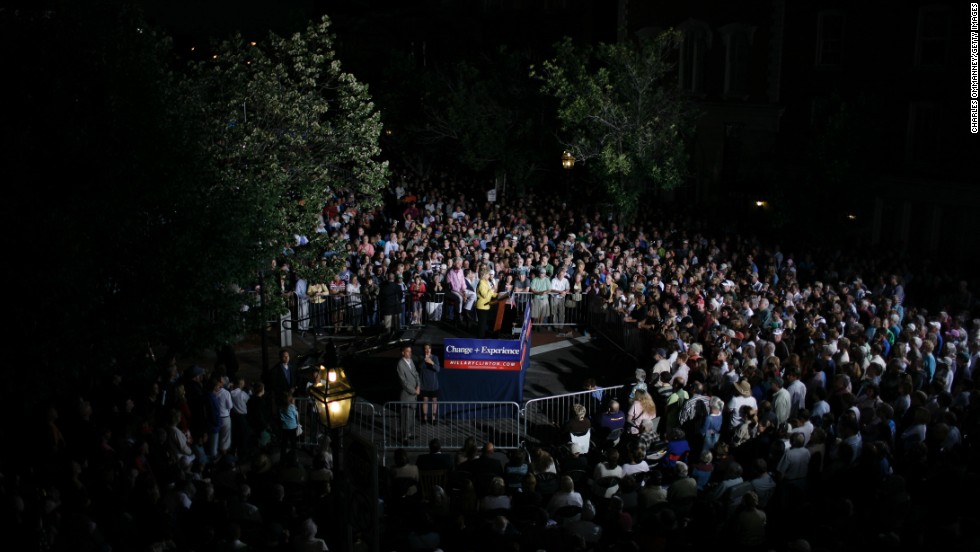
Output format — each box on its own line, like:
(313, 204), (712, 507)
(438, 301), (532, 404)
(492, 297), (517, 335)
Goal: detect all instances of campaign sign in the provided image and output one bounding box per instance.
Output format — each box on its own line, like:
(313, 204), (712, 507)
(444, 338), (523, 370)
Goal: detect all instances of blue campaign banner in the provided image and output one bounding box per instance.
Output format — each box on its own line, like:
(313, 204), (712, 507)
(444, 338), (523, 370)
(438, 300), (532, 405)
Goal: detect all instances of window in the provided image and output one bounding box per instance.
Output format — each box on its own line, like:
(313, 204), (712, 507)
(915, 6), (950, 67)
(720, 23), (754, 99)
(678, 20), (712, 95)
(815, 11), (845, 66)
(906, 102), (942, 162)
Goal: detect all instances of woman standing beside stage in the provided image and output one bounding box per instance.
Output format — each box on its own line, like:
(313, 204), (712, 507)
(419, 343), (441, 425)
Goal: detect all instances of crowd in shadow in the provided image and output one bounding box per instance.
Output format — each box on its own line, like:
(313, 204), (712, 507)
(7, 163), (979, 551)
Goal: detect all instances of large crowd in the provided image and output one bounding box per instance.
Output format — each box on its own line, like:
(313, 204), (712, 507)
(7, 164), (979, 552)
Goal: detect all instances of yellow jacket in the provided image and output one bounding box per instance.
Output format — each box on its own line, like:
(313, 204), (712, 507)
(476, 278), (497, 311)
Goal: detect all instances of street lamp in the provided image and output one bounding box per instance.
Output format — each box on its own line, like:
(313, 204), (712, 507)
(309, 365), (355, 429)
(561, 150), (576, 170)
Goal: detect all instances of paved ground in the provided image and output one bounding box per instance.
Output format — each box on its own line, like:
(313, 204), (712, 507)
(217, 321), (632, 403)
(205, 321), (636, 465)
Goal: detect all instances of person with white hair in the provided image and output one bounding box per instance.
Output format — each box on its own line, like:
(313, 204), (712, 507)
(666, 461), (698, 506)
(629, 368), (648, 400)
(292, 517), (328, 551)
(546, 474), (584, 516)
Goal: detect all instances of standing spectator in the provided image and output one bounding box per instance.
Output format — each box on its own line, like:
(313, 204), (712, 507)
(346, 274), (363, 332)
(785, 366), (807, 420)
(278, 391), (300, 458)
(771, 376), (792, 426)
(379, 272), (403, 333)
(207, 376), (233, 462)
(269, 349), (299, 400)
(530, 268), (552, 329)
(629, 368), (648, 400)
(246, 382), (273, 451)
(229, 376), (251, 459)
(446, 257), (471, 324)
(550, 269), (570, 331)
(427, 272), (446, 322)
(728, 379), (759, 431)
(307, 277), (328, 335)
(295, 273), (310, 333)
(361, 271), (380, 327)
(701, 397), (725, 456)
(328, 273), (347, 334)
(776, 432), (810, 494)
(408, 274), (427, 326)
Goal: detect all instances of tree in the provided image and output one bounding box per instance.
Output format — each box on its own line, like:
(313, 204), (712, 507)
(183, 15), (389, 306)
(532, 33), (696, 222)
(5, 7), (387, 399)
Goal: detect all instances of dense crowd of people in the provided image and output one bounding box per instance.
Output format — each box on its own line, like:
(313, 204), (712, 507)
(7, 163), (978, 551)
(301, 164), (980, 551)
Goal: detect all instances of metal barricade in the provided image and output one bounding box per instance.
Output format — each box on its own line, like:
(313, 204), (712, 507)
(381, 401), (523, 462)
(424, 292), (446, 323)
(295, 396), (377, 451)
(288, 293), (375, 336)
(511, 291), (532, 316)
(512, 291), (583, 332)
(521, 385), (627, 447)
(295, 395), (327, 450)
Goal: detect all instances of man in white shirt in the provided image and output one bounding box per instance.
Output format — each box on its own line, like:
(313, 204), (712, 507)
(209, 377), (235, 461)
(651, 348), (672, 378)
(550, 271), (570, 330)
(383, 232), (400, 258)
(229, 376), (251, 457)
(784, 367), (807, 421)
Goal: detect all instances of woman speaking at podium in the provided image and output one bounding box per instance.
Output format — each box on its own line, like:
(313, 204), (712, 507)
(475, 267), (498, 338)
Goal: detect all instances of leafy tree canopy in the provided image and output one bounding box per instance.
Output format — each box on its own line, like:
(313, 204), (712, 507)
(184, 15), (389, 288)
(532, 33), (697, 222)
(5, 6), (386, 396)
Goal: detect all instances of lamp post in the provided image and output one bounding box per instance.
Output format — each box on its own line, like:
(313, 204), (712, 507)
(309, 365), (355, 551)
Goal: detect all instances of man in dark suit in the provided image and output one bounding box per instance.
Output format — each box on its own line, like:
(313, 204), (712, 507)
(396, 345), (420, 444)
(416, 438), (454, 472)
(379, 272), (403, 333)
(268, 348), (298, 401)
